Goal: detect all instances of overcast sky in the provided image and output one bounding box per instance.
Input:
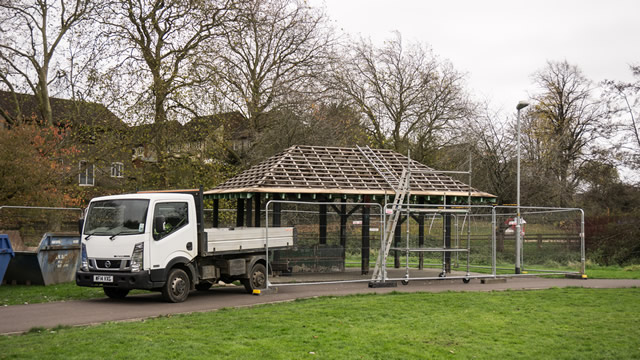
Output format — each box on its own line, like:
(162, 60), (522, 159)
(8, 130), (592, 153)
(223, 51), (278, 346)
(314, 0), (640, 115)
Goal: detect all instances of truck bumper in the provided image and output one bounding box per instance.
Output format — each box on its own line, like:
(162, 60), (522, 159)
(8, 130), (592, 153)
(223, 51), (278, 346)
(76, 270), (161, 290)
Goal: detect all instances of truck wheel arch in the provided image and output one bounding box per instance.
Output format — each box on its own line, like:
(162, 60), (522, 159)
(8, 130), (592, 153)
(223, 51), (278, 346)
(245, 255), (268, 277)
(151, 256), (197, 287)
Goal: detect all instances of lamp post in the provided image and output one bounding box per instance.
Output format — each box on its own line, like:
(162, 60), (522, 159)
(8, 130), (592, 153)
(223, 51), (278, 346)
(515, 100), (529, 274)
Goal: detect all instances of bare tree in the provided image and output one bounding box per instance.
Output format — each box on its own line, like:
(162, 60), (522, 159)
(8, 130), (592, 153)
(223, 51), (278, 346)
(248, 102), (367, 161)
(466, 106), (516, 203)
(524, 60), (607, 206)
(214, 0), (334, 135)
(331, 32), (474, 161)
(47, 20), (104, 103)
(97, 0), (231, 124)
(0, 0), (94, 125)
(603, 65), (640, 170)
(94, 0), (231, 185)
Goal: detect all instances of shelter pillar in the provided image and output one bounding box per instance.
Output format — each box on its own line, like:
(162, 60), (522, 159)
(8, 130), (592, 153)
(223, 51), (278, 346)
(361, 201), (370, 275)
(236, 199), (245, 227)
(245, 198), (253, 227)
(418, 197), (425, 270)
(339, 204), (347, 249)
(394, 218), (402, 268)
(319, 202), (327, 245)
(444, 208), (452, 273)
(254, 196), (261, 227)
(392, 216), (408, 268)
(212, 199), (219, 228)
(272, 200), (281, 227)
(333, 202), (361, 271)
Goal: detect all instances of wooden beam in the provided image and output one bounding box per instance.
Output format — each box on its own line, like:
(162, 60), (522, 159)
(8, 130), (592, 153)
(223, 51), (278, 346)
(347, 205), (363, 217)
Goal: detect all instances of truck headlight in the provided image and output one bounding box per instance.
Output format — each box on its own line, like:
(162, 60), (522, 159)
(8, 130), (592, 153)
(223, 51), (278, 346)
(81, 243), (89, 272)
(131, 242), (144, 272)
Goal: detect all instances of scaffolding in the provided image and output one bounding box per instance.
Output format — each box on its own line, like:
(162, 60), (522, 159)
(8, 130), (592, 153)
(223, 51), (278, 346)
(360, 148), (475, 286)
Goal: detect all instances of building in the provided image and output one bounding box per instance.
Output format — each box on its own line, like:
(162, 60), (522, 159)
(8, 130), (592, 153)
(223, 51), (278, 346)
(0, 90), (129, 190)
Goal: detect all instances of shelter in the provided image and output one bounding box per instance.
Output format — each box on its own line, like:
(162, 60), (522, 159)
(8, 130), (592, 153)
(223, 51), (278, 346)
(204, 145), (495, 274)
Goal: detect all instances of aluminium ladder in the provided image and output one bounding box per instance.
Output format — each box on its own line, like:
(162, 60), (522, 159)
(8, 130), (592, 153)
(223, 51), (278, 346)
(356, 145), (410, 282)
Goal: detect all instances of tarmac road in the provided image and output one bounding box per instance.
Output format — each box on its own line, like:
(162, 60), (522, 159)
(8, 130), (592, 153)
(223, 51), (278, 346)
(1, 277), (639, 335)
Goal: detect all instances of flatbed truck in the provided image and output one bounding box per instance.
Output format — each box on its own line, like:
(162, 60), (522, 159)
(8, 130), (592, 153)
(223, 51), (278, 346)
(76, 189), (294, 302)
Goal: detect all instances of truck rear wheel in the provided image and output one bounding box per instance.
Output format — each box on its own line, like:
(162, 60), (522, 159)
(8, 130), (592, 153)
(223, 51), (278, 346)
(242, 263), (266, 294)
(104, 287), (129, 299)
(162, 268), (191, 303)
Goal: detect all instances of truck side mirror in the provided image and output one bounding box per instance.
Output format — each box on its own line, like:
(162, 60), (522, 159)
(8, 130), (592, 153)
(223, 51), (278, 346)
(154, 215), (166, 235)
(78, 219), (84, 235)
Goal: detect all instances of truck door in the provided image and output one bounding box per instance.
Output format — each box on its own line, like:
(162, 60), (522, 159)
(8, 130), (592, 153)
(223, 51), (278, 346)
(150, 201), (197, 270)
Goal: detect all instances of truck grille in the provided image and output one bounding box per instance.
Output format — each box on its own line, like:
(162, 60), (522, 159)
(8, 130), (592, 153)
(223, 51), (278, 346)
(96, 260), (122, 269)
(90, 259), (130, 271)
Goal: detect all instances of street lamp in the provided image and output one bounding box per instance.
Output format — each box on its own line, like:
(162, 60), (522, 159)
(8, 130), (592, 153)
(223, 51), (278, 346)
(516, 100), (529, 274)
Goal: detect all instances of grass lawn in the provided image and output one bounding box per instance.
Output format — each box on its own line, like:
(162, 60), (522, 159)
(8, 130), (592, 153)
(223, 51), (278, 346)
(0, 288), (639, 359)
(0, 283), (147, 306)
(577, 264), (640, 279)
(460, 263), (640, 279)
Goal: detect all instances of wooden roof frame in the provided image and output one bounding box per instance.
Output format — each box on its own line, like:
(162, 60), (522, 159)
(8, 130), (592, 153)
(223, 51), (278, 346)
(205, 145), (496, 201)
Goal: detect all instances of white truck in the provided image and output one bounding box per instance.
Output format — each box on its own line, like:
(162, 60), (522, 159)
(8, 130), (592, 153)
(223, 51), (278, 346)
(75, 189), (295, 302)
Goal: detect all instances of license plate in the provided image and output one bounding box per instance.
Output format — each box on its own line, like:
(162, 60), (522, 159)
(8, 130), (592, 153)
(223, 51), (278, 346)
(94, 275), (113, 283)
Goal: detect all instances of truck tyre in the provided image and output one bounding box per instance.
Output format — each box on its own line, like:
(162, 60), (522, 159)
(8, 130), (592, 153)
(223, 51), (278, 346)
(195, 281), (213, 292)
(242, 263), (266, 294)
(103, 287), (129, 299)
(162, 268), (191, 303)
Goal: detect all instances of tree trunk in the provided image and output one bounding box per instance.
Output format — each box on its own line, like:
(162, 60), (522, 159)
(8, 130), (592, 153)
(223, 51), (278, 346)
(37, 67), (53, 125)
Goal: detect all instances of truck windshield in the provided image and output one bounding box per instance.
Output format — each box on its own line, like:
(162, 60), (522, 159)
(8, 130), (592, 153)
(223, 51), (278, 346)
(84, 199), (149, 236)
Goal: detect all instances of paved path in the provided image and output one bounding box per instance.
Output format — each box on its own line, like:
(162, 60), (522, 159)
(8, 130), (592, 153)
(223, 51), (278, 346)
(1, 277), (639, 335)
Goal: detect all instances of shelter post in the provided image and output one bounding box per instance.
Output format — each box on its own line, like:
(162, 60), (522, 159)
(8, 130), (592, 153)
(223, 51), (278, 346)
(418, 198), (425, 270)
(272, 200), (281, 227)
(254, 196), (261, 227)
(236, 199), (245, 227)
(340, 203), (347, 262)
(361, 201), (370, 275)
(394, 220), (401, 268)
(444, 211), (452, 273)
(319, 202), (327, 245)
(245, 197), (253, 227)
(212, 199), (219, 228)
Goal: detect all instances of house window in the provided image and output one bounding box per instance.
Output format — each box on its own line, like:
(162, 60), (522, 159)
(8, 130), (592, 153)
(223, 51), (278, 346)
(79, 160), (95, 186)
(111, 162), (124, 178)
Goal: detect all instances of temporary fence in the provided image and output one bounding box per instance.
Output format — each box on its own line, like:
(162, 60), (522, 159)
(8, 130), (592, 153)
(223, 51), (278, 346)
(0, 203), (585, 288)
(0, 206), (82, 249)
(263, 200), (585, 288)
(264, 200), (384, 287)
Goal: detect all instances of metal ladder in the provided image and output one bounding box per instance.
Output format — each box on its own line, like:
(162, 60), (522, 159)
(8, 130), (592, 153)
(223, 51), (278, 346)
(356, 146), (410, 281)
(357, 145), (402, 190)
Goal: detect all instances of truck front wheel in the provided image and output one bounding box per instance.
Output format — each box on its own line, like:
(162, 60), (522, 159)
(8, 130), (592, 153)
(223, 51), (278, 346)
(242, 263), (266, 294)
(162, 268), (191, 303)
